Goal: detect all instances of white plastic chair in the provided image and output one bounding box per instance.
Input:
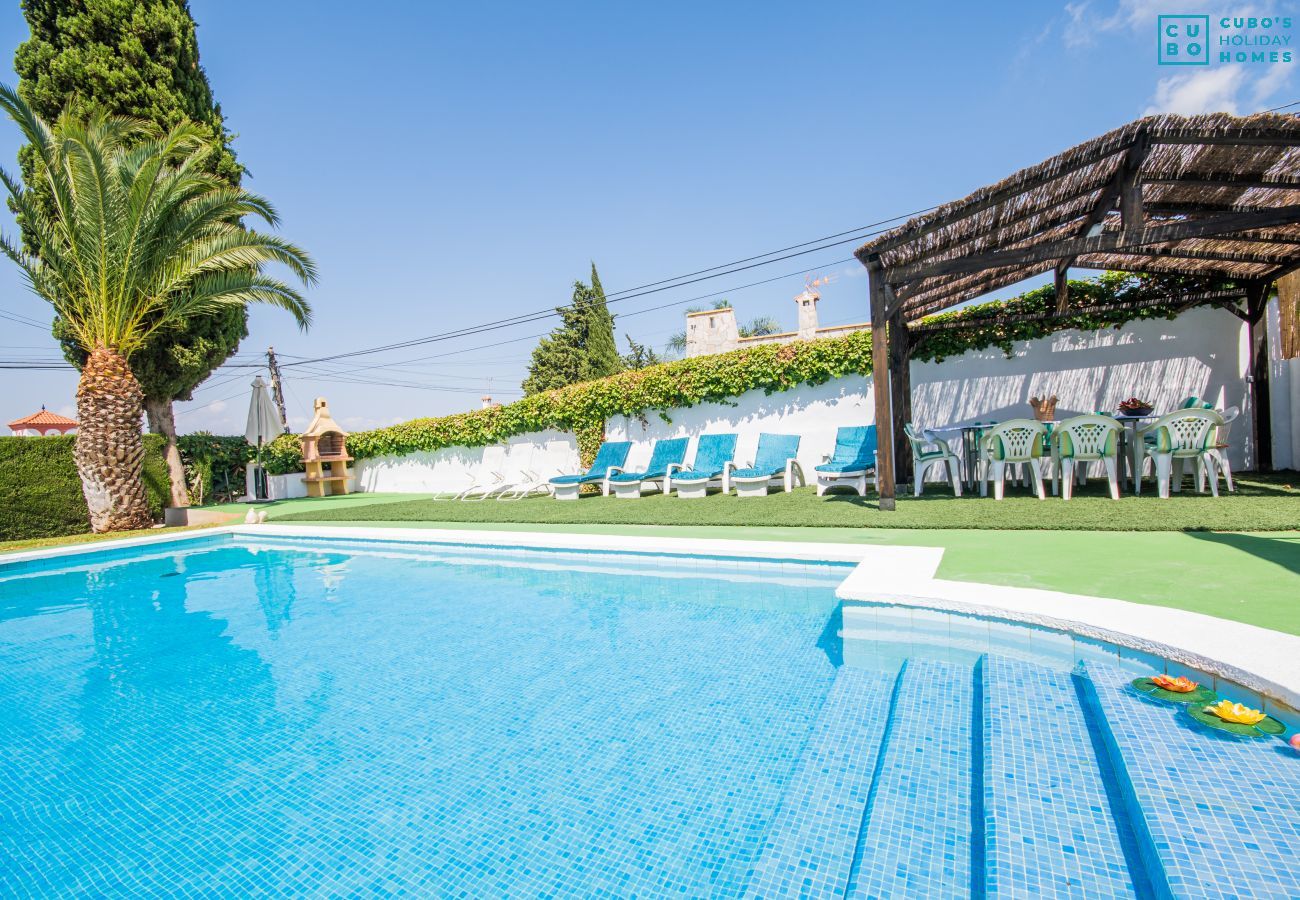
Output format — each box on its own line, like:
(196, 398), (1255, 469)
(903, 424), (962, 497)
(1135, 409), (1222, 499)
(1197, 405), (1238, 494)
(980, 419), (1048, 500)
(1050, 415), (1121, 500)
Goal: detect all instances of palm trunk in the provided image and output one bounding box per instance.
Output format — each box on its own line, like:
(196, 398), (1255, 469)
(145, 396), (190, 508)
(75, 347), (154, 533)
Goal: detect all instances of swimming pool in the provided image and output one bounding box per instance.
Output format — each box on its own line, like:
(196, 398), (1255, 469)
(2, 533), (1297, 897)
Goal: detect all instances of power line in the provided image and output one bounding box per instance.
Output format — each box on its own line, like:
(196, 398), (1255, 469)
(277, 217), (924, 369)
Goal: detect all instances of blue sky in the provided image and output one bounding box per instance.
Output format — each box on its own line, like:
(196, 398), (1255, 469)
(0, 0), (1295, 433)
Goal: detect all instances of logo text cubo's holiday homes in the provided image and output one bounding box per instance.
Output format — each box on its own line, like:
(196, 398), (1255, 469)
(1158, 14), (1293, 65)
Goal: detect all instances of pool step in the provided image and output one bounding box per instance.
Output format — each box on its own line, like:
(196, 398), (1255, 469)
(844, 658), (975, 898)
(744, 666), (899, 899)
(1081, 665), (1300, 900)
(982, 657), (1147, 898)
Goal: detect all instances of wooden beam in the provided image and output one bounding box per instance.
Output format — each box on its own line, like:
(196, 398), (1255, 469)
(1082, 246), (1292, 267)
(1152, 135), (1299, 147)
(1245, 281), (1273, 472)
(1144, 173), (1300, 189)
(1266, 257), (1300, 283)
(887, 307), (913, 484)
(1119, 134), (1148, 233)
(868, 264), (896, 510)
(884, 205), (1300, 283)
(1054, 261), (1070, 314)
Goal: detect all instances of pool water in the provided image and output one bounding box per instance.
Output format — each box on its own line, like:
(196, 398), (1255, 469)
(2, 534), (1297, 898)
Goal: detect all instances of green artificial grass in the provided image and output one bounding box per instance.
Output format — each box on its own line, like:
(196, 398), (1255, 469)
(0, 523), (219, 554)
(270, 473), (1299, 532)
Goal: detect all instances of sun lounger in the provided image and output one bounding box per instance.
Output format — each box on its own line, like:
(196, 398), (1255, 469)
(729, 433), (802, 498)
(548, 441), (632, 500)
(666, 434), (739, 499)
(814, 426), (877, 496)
(605, 438), (690, 498)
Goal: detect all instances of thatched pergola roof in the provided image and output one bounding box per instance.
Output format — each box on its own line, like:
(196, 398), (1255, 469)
(855, 112), (1300, 321)
(853, 112), (1300, 508)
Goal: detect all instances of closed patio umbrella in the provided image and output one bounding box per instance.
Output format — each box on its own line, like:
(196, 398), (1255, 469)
(245, 376), (285, 500)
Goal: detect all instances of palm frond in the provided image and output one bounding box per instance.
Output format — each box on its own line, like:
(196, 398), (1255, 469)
(0, 84), (315, 355)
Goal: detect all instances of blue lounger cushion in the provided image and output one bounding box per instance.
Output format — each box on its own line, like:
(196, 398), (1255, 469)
(606, 438), (690, 483)
(667, 434), (740, 484)
(814, 425), (877, 474)
(814, 460), (873, 473)
(549, 441), (632, 485)
(731, 433), (801, 480)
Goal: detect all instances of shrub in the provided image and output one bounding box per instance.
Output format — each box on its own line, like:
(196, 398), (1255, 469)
(177, 433), (252, 505)
(0, 435), (169, 541)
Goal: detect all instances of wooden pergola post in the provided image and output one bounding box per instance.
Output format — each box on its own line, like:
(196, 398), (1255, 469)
(1245, 280), (1273, 472)
(868, 260), (896, 510)
(887, 305), (913, 483)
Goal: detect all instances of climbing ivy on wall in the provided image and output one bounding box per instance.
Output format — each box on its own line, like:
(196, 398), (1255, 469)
(260, 331), (874, 474)
(259, 273), (1227, 475)
(911, 271), (1231, 362)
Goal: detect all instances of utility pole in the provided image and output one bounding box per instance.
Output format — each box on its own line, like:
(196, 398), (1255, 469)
(266, 346), (289, 429)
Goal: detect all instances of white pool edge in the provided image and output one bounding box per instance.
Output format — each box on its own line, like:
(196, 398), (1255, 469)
(5, 522), (1297, 710)
(837, 560), (1300, 713)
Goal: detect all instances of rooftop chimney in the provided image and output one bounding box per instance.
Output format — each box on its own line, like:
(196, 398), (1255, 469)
(794, 288), (820, 339)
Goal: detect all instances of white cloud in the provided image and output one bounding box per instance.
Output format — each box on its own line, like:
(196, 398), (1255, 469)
(1064, 0), (1276, 44)
(57, 404), (76, 419)
(1144, 62), (1293, 115)
(1248, 61), (1294, 106)
(1063, 2), (1095, 48)
(1145, 65), (1247, 114)
(209, 400), (228, 415)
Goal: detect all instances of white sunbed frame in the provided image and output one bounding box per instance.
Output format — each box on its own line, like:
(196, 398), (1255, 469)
(729, 459), (805, 498)
(666, 461), (736, 499)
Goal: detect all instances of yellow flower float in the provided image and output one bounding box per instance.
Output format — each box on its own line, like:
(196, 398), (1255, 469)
(1202, 700), (1267, 725)
(1187, 697), (1285, 738)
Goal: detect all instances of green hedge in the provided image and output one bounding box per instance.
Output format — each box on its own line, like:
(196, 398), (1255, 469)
(177, 433), (253, 505)
(258, 272), (1222, 476)
(0, 434), (170, 542)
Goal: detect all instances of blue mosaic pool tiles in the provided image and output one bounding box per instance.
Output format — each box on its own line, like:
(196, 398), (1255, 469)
(983, 656), (1142, 898)
(0, 543), (844, 897)
(1085, 664), (1300, 900)
(844, 658), (974, 899)
(744, 666), (900, 898)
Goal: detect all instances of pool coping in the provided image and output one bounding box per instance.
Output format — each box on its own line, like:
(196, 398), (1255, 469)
(5, 522), (1297, 711)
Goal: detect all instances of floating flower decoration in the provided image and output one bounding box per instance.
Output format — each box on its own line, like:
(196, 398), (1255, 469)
(1203, 700), (1267, 725)
(1151, 674), (1199, 693)
(1130, 675), (1214, 704)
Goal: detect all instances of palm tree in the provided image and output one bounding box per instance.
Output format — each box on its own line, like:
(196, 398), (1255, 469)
(0, 86), (315, 532)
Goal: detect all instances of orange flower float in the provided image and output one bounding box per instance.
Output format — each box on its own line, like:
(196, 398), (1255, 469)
(1151, 674), (1199, 693)
(1202, 700), (1267, 726)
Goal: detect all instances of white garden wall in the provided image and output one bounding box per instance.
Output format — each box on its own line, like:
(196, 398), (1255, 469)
(325, 306), (1266, 494)
(353, 429), (579, 494)
(613, 306), (1252, 473)
(1267, 297), (1300, 471)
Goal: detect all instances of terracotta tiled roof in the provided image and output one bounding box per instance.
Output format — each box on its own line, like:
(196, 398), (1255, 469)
(8, 408), (78, 429)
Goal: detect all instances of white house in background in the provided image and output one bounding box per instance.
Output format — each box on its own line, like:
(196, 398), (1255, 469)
(7, 406), (78, 436)
(684, 287), (870, 357)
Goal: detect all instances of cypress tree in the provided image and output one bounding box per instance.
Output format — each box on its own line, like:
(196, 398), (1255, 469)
(15, 0), (249, 507)
(523, 264), (623, 395)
